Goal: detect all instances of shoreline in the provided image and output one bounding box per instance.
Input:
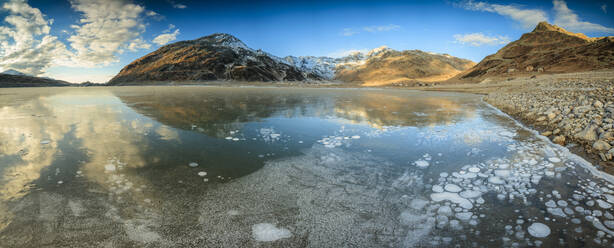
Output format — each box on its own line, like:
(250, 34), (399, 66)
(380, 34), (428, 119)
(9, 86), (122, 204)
(3, 70), (613, 175)
(482, 99), (614, 184)
(426, 70), (614, 175)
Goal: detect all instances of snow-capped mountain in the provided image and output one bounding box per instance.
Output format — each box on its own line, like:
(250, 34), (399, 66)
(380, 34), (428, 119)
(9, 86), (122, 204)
(282, 46), (405, 80)
(109, 33), (474, 85)
(109, 33), (313, 84)
(283, 56), (337, 79)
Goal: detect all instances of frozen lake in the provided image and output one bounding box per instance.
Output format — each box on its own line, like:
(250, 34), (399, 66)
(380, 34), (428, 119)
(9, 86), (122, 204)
(0, 86), (613, 247)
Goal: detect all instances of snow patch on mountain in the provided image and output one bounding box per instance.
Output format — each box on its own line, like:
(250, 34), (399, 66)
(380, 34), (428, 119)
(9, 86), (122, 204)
(283, 56), (337, 79)
(282, 46), (390, 80)
(207, 33), (252, 52)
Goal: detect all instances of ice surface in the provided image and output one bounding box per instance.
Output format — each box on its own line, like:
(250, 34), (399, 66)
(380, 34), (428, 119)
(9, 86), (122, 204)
(527, 223), (551, 238)
(494, 170), (511, 178)
(456, 212), (472, 221)
(488, 176), (505, 185)
(444, 184), (462, 193)
(459, 190), (481, 199)
(547, 208), (566, 217)
(432, 185), (444, 193)
(252, 223), (293, 241)
(410, 199), (429, 210)
(548, 157), (561, 163)
(430, 192), (473, 209)
(438, 206), (453, 216)
(104, 164), (116, 172)
(414, 160), (429, 168)
(545, 200), (556, 208)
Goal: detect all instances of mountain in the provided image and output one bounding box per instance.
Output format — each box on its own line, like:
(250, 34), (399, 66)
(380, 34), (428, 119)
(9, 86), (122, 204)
(0, 73), (71, 87)
(109, 33), (474, 85)
(108, 33), (313, 85)
(332, 46), (475, 86)
(453, 22), (614, 82)
(1, 69), (29, 76)
(283, 56), (338, 80)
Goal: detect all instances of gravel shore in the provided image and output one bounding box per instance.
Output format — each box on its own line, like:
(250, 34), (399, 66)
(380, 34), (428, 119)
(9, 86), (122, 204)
(476, 71), (614, 174)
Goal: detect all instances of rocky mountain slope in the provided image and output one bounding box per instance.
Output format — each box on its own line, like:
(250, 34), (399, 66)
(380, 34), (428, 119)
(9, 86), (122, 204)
(108, 34), (312, 85)
(0, 70), (71, 87)
(453, 22), (614, 82)
(109, 33), (474, 85)
(333, 46), (475, 86)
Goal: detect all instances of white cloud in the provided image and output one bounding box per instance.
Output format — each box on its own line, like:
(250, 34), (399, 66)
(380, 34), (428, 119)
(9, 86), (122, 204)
(168, 1), (186, 9)
(163, 24), (175, 33)
(153, 27), (180, 45)
(327, 48), (369, 58)
(553, 0), (614, 33)
(340, 24), (401, 36)
(67, 0), (151, 66)
(363, 24), (401, 33)
(602, 4), (607, 13)
(453, 33), (510, 46)
(0, 0), (71, 75)
(44, 69), (114, 84)
(341, 28), (358, 36)
(458, 0), (547, 28)
(1, 0), (176, 81)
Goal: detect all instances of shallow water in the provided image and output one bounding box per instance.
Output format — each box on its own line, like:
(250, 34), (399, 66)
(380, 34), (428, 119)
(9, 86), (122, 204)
(0, 86), (613, 247)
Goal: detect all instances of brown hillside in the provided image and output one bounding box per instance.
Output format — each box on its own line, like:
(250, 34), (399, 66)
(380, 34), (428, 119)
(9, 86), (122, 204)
(108, 33), (308, 85)
(451, 22), (614, 83)
(335, 48), (475, 86)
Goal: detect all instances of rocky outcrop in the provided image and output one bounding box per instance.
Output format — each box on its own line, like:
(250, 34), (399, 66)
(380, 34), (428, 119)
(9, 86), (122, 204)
(484, 75), (614, 173)
(453, 22), (614, 82)
(108, 33), (312, 85)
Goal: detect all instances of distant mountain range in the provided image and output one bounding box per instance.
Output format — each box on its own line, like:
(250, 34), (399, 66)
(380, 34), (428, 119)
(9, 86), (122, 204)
(0, 70), (71, 87)
(108, 33), (475, 85)
(3, 21), (612, 87)
(451, 22), (614, 82)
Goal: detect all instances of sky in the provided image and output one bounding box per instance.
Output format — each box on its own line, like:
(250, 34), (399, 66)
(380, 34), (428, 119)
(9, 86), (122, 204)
(0, 0), (613, 83)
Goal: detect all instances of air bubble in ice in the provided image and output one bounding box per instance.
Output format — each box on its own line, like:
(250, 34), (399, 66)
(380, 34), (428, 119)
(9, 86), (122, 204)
(252, 223), (292, 242)
(527, 223), (551, 238)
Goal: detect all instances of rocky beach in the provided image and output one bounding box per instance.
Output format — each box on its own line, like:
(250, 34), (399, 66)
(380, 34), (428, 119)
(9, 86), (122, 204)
(474, 71), (614, 174)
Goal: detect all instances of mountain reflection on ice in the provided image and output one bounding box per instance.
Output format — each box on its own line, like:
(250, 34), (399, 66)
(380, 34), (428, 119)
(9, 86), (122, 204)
(0, 86), (612, 247)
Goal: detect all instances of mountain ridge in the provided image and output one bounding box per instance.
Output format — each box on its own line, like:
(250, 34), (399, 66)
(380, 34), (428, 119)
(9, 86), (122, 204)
(0, 72), (71, 87)
(108, 33), (312, 85)
(108, 33), (474, 85)
(451, 21), (614, 83)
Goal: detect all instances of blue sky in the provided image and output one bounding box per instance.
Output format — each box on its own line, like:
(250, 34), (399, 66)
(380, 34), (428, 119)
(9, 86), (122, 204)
(1, 0), (613, 83)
